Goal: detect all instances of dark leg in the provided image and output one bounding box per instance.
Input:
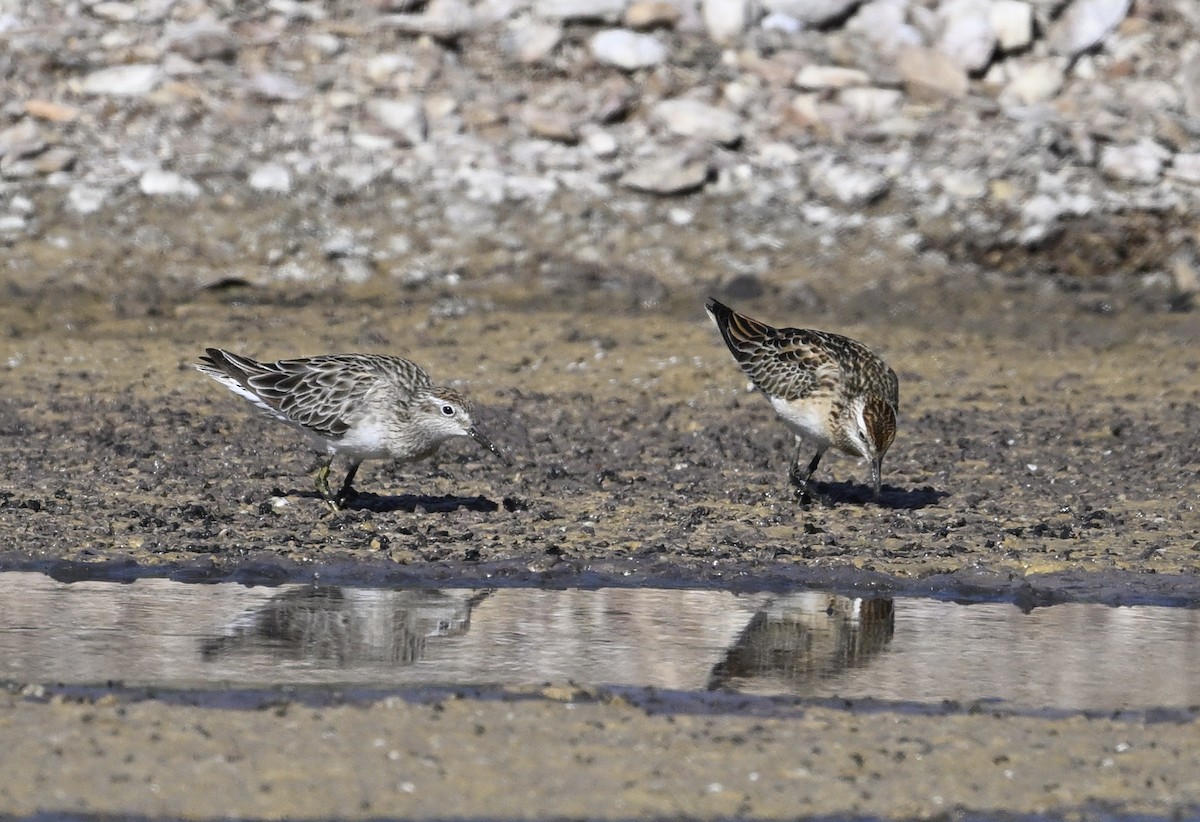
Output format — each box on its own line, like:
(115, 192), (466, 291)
(335, 461), (361, 509)
(789, 445), (824, 499)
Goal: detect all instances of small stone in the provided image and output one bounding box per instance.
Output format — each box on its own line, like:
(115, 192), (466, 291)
(589, 29), (667, 70)
(535, 0), (626, 22)
(524, 109), (580, 143)
(501, 18), (563, 63)
(761, 0), (858, 27)
(1047, 0), (1130, 57)
(1099, 140), (1169, 184)
(847, 1), (923, 55)
(624, 0), (681, 28)
(367, 98), (428, 145)
(895, 46), (968, 99)
(620, 153), (710, 194)
(383, 0), (476, 39)
(585, 130), (620, 158)
(1167, 153), (1200, 185)
(1000, 58), (1066, 105)
(246, 72), (307, 102)
(1180, 51), (1200, 119)
(937, 0), (995, 73)
(794, 65), (871, 90)
(653, 99), (742, 145)
(81, 64), (162, 96)
(33, 147), (75, 174)
(990, 0), (1034, 52)
(701, 0), (750, 43)
(68, 185), (109, 215)
(90, 2), (138, 22)
(811, 161), (890, 206)
(23, 100), (81, 123)
(139, 169), (201, 198)
(249, 163), (293, 193)
(165, 20), (238, 62)
(839, 87), (902, 120)
(0, 119), (45, 160)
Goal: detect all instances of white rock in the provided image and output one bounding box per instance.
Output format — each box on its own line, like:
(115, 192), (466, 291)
(139, 169), (201, 198)
(999, 58), (1066, 105)
(590, 29), (667, 70)
(702, 0), (750, 42)
(0, 214), (25, 234)
(937, 0), (995, 73)
(1099, 140), (1169, 184)
(896, 46), (968, 99)
(811, 161), (890, 206)
(383, 0), (476, 39)
(536, 0), (627, 21)
(249, 163), (293, 193)
(848, 1), (923, 54)
(990, 0), (1033, 52)
(1182, 50), (1200, 119)
(1167, 153), (1200, 185)
(653, 99), (742, 145)
(80, 64), (162, 96)
(794, 65), (871, 89)
(1047, 0), (1130, 57)
(585, 130), (620, 158)
(840, 87), (902, 119)
(761, 0), (859, 27)
(68, 185), (109, 215)
(501, 18), (563, 62)
(91, 2), (138, 22)
(367, 98), (428, 145)
(0, 119), (44, 159)
(620, 153), (710, 194)
(246, 72), (307, 102)
(761, 12), (802, 32)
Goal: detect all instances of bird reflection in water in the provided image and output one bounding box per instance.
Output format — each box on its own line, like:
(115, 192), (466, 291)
(201, 586), (490, 667)
(708, 593), (894, 691)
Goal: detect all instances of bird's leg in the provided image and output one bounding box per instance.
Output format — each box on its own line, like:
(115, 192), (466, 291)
(789, 444), (824, 500)
(314, 455), (335, 500)
(335, 461), (362, 509)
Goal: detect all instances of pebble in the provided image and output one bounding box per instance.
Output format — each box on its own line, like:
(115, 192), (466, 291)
(501, 18), (563, 62)
(653, 99), (742, 145)
(0, 120), (45, 160)
(620, 153), (710, 194)
(23, 100), (81, 123)
(367, 98), (428, 145)
(1047, 0), (1130, 57)
(624, 0), (681, 29)
(794, 65), (871, 90)
(80, 64), (162, 96)
(702, 0), (751, 42)
(249, 163), (293, 193)
(590, 29), (667, 70)
(762, 0), (859, 27)
(811, 161), (891, 206)
(139, 169), (202, 198)
(937, 0), (996, 74)
(1099, 140), (1169, 184)
(990, 0), (1034, 52)
(536, 0), (627, 22)
(896, 46), (969, 99)
(1000, 58), (1067, 105)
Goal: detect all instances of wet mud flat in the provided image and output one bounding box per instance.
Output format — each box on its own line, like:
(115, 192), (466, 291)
(2, 205), (1200, 818)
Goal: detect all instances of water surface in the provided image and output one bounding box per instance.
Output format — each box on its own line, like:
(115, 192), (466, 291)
(2, 573), (1198, 711)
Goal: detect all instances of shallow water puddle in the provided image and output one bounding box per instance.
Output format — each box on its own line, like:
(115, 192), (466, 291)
(1, 572), (1198, 711)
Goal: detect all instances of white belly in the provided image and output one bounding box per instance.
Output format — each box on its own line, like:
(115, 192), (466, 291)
(770, 395), (834, 448)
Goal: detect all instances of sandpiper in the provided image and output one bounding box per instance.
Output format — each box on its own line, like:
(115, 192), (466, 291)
(705, 298), (898, 501)
(195, 348), (507, 508)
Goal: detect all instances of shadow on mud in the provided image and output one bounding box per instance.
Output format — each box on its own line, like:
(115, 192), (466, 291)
(343, 492), (501, 514)
(810, 482), (948, 510)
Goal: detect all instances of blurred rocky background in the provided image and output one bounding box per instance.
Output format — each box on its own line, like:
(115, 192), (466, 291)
(1, 0), (1197, 314)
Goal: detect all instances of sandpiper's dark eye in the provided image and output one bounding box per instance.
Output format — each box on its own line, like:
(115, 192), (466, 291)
(441, 405), (455, 416)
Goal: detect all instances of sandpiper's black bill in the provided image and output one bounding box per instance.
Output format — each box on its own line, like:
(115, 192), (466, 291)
(470, 427), (510, 465)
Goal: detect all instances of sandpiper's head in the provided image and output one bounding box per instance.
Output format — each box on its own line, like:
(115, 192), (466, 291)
(848, 394), (896, 500)
(418, 387), (508, 463)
